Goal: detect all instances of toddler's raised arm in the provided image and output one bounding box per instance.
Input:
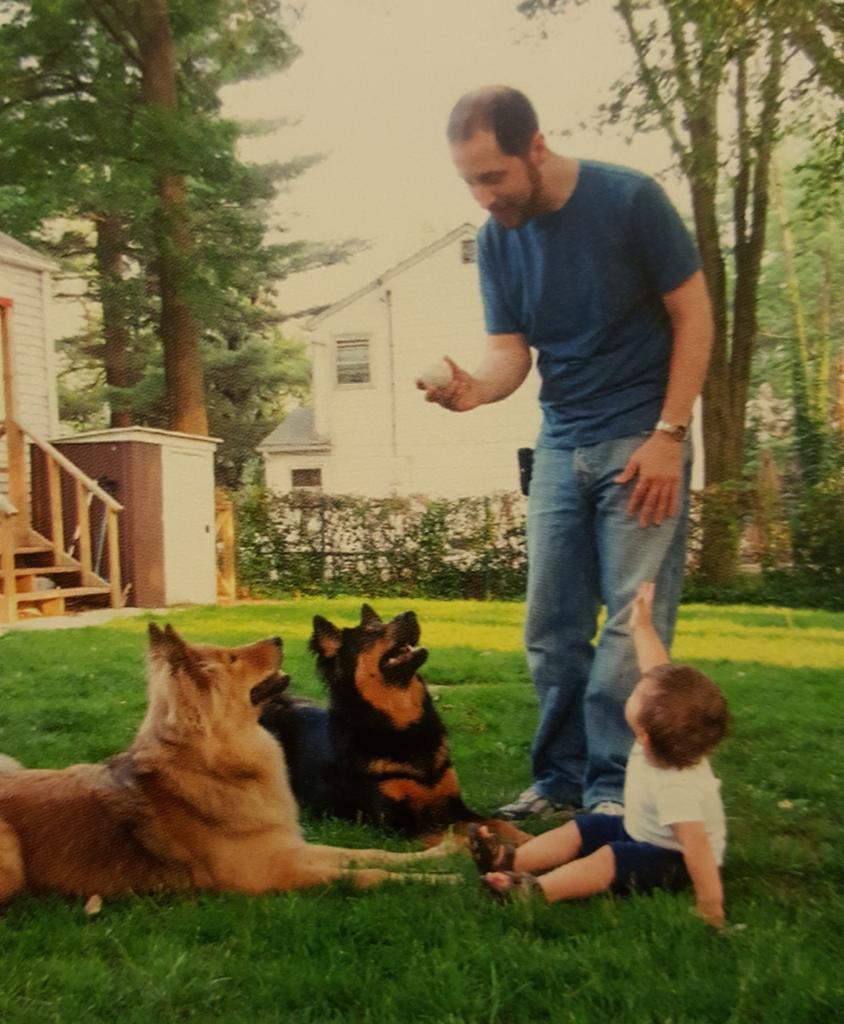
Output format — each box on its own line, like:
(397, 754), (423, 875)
(630, 582), (670, 673)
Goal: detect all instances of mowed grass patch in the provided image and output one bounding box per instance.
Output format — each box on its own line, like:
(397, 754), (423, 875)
(0, 598), (842, 1024)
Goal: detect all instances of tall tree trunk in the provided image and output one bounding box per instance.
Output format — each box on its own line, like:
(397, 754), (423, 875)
(815, 207), (833, 422)
(771, 161), (825, 486)
(135, 0), (208, 436)
(696, 27), (784, 584)
(94, 212), (133, 428)
(833, 347), (844, 434)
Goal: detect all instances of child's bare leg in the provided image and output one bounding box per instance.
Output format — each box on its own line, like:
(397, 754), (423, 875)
(486, 845), (616, 903)
(512, 820), (583, 875)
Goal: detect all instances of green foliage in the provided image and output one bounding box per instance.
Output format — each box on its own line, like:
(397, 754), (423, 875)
(234, 487), (528, 601)
(752, 150), (844, 493)
(681, 462), (844, 610)
(789, 472), (844, 592)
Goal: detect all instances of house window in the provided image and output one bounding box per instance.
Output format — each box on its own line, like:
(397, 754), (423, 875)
(336, 338), (370, 386)
(460, 238), (477, 264)
(291, 468), (322, 489)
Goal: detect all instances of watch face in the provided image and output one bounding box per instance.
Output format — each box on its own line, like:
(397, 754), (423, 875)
(656, 421), (687, 441)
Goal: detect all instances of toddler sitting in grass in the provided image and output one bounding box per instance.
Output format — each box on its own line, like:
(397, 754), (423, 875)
(470, 582), (729, 928)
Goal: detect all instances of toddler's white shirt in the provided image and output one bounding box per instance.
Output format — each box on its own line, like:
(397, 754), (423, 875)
(623, 742), (726, 865)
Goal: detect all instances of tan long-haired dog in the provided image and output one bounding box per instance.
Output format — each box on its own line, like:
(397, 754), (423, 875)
(0, 624), (456, 902)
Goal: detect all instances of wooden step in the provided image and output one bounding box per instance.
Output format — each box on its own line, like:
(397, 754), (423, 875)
(14, 545), (54, 555)
(15, 565), (81, 577)
(15, 586), (111, 604)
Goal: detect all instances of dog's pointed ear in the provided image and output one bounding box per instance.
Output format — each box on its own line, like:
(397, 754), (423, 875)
(360, 604), (382, 627)
(148, 622), (195, 673)
(149, 622), (184, 655)
(310, 615), (342, 658)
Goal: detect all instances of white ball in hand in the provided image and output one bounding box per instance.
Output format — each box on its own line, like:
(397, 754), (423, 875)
(418, 359), (452, 389)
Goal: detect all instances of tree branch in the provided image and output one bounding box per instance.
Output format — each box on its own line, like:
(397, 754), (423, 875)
(730, 22), (785, 421)
(0, 81), (94, 113)
(616, 0), (690, 170)
(85, 0), (143, 69)
(789, 17), (844, 96)
(733, 51), (751, 251)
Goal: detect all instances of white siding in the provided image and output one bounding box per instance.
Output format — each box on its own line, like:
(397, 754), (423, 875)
(0, 260), (56, 438)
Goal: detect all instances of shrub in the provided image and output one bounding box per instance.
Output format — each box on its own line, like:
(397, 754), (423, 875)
(234, 487), (528, 600)
(234, 485), (844, 608)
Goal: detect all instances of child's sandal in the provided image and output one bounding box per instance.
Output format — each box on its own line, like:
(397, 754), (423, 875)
(480, 871), (543, 903)
(467, 823), (515, 874)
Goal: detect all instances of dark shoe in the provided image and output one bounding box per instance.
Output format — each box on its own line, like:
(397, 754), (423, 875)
(467, 823), (516, 874)
(496, 786), (581, 821)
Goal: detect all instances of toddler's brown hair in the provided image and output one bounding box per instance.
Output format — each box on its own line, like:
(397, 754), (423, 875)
(639, 664), (730, 769)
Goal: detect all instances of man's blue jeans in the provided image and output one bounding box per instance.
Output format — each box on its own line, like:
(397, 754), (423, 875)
(524, 433), (692, 810)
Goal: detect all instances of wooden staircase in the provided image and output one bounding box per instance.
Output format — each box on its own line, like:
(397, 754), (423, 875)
(1, 297), (125, 624)
(1, 428), (124, 625)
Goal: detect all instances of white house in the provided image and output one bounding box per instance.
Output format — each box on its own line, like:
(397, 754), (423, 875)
(259, 224), (542, 498)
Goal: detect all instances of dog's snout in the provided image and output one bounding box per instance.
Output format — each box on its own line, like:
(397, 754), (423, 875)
(271, 636), (283, 649)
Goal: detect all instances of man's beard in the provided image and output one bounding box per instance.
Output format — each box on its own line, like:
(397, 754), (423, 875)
(489, 162), (544, 228)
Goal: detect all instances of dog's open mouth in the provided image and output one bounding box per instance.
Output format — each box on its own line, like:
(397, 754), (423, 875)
(380, 643), (428, 680)
(381, 644), (417, 669)
(250, 672), (291, 706)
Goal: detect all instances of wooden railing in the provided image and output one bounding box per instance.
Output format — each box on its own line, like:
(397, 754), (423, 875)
(0, 423), (126, 622)
(0, 494), (17, 624)
(21, 425), (124, 609)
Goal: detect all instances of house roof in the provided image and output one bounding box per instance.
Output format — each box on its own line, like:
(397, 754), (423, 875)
(307, 223), (477, 328)
(0, 231), (57, 272)
(257, 407), (330, 453)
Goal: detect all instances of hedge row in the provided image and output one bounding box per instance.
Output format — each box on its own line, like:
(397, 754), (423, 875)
(233, 485), (844, 609)
(234, 487), (528, 600)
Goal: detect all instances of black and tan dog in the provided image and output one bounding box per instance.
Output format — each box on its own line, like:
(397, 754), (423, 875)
(260, 605), (527, 846)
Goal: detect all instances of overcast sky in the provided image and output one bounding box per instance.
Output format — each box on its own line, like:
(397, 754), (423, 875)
(223, 0), (680, 314)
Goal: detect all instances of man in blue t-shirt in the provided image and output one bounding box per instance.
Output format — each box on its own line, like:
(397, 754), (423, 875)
(419, 86), (713, 819)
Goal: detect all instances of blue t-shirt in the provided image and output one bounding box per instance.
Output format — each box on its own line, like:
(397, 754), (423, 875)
(477, 160), (700, 448)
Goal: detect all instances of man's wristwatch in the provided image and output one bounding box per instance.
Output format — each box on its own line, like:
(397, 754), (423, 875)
(654, 419), (688, 442)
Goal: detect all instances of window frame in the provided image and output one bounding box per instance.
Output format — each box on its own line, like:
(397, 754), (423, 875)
(334, 336), (372, 389)
(460, 238), (477, 264)
(290, 467), (323, 490)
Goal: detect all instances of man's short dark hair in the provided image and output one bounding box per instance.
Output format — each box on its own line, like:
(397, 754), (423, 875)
(639, 663), (730, 769)
(447, 86), (539, 156)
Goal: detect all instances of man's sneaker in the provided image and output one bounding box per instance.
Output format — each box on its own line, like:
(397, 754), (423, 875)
(591, 800), (625, 816)
(496, 786), (581, 821)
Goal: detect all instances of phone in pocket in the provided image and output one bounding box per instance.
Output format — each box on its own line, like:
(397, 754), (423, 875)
(517, 447), (534, 496)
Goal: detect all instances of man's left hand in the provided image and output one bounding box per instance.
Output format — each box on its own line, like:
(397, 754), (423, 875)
(614, 434), (684, 527)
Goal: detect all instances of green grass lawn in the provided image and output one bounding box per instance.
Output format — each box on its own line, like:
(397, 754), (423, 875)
(0, 598), (842, 1024)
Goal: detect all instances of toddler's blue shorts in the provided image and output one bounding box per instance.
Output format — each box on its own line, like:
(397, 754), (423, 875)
(574, 813), (691, 896)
